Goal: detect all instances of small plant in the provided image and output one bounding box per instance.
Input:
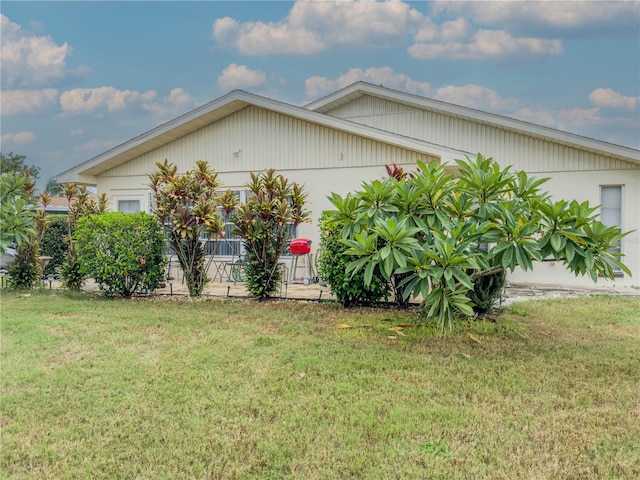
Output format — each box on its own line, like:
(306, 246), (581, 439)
(39, 215), (68, 277)
(231, 169), (310, 300)
(75, 212), (166, 297)
(317, 212), (389, 306)
(7, 241), (40, 289)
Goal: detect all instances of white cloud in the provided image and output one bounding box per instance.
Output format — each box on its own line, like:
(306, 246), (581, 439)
(589, 88), (639, 111)
(432, 1), (640, 34)
(73, 138), (120, 153)
(409, 29), (562, 61)
(59, 86), (195, 117)
(212, 1), (567, 63)
(511, 106), (602, 132)
(1, 131), (37, 146)
(213, 0), (423, 55)
(0, 89), (59, 116)
(141, 88), (196, 117)
(0, 14), (88, 88)
(305, 67), (432, 99)
(217, 64), (267, 91)
(69, 129), (84, 137)
(434, 84), (519, 111)
(60, 87), (156, 114)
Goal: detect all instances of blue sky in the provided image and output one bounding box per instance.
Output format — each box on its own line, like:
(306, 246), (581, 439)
(1, 0), (639, 190)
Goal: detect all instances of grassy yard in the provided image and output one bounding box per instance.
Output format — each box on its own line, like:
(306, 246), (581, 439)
(1, 291), (639, 479)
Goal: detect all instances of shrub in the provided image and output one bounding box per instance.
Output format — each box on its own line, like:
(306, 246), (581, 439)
(7, 240), (40, 289)
(39, 215), (68, 277)
(58, 183), (107, 291)
(468, 269), (507, 314)
(148, 160), (228, 297)
(231, 169), (310, 300)
(75, 212), (166, 297)
(317, 213), (389, 307)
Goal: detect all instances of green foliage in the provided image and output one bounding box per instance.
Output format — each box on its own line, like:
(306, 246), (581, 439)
(317, 214), (389, 306)
(467, 269), (507, 314)
(58, 183), (107, 291)
(0, 172), (37, 254)
(0, 152), (40, 180)
(7, 240), (40, 289)
(39, 215), (68, 277)
(59, 254), (85, 292)
(75, 212), (166, 297)
(326, 154), (632, 332)
(232, 169), (310, 300)
(148, 159), (229, 297)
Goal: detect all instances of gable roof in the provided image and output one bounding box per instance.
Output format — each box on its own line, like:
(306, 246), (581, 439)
(56, 89), (470, 184)
(305, 81), (640, 165)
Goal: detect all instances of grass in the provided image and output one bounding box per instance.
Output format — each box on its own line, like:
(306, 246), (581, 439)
(1, 290), (639, 479)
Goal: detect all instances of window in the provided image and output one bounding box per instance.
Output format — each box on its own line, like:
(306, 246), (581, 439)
(117, 200), (140, 213)
(600, 185), (623, 275)
(203, 190), (298, 257)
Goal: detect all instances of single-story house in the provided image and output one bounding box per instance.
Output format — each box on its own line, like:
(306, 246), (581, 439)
(57, 82), (640, 288)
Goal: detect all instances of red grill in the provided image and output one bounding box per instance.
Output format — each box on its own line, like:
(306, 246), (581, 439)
(290, 238), (312, 255)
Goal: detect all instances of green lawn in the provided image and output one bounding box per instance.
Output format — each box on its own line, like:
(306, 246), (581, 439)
(1, 291), (639, 479)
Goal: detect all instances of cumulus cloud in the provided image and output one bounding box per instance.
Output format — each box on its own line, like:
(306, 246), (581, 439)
(213, 0), (423, 55)
(212, 1), (568, 63)
(589, 88), (639, 110)
(0, 89), (58, 116)
(217, 64), (267, 91)
(511, 106), (602, 132)
(431, 1), (640, 36)
(433, 84), (519, 111)
(0, 14), (88, 88)
(305, 67), (432, 99)
(141, 88), (196, 117)
(59, 86), (196, 117)
(1, 131), (37, 146)
(409, 29), (562, 61)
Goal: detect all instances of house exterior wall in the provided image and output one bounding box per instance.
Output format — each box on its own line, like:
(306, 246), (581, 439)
(326, 94), (640, 287)
(92, 97), (639, 288)
(97, 105), (436, 260)
(324, 95), (636, 172)
(100, 106), (436, 178)
(508, 169), (640, 288)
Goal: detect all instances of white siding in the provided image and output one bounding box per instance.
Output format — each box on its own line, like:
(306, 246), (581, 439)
(93, 96), (639, 288)
(100, 106), (437, 178)
(325, 95), (638, 173)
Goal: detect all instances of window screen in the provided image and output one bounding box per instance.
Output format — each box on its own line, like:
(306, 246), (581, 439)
(118, 200), (140, 213)
(600, 186), (622, 274)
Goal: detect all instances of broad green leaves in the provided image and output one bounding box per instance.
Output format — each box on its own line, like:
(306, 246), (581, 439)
(323, 153), (632, 332)
(0, 173), (37, 253)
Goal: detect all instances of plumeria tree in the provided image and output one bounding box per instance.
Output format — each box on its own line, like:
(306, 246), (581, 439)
(324, 154), (630, 332)
(148, 159), (231, 297)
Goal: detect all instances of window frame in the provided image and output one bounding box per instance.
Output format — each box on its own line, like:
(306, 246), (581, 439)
(599, 184), (624, 276)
